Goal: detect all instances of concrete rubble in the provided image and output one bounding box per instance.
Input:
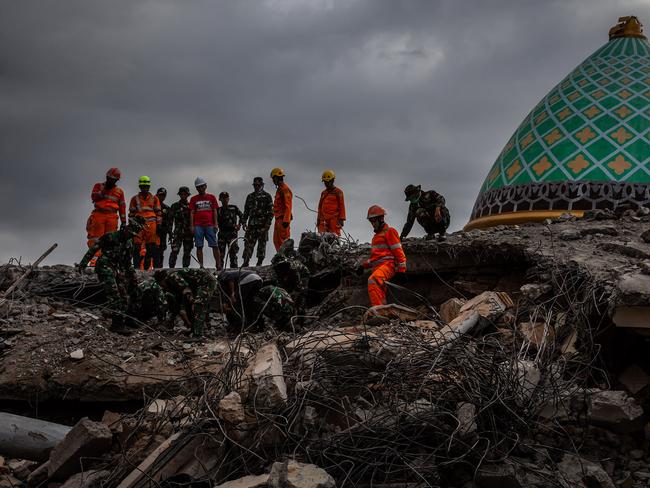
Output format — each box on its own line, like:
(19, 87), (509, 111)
(1, 214), (650, 487)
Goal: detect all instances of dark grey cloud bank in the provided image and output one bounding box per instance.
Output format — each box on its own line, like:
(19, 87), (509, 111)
(1, 0), (647, 264)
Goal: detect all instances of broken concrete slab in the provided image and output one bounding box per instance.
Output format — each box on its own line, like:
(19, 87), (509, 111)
(557, 454), (615, 488)
(26, 461), (49, 487)
(518, 322), (555, 349)
(48, 418), (112, 481)
(219, 391), (245, 424)
(429, 310), (480, 346)
(618, 365), (649, 394)
(60, 469), (110, 488)
(459, 291), (514, 322)
(362, 304), (421, 323)
(215, 474), (269, 488)
(588, 390), (643, 425)
(269, 460), (336, 488)
(238, 343), (287, 409)
(519, 283), (552, 301)
(439, 297), (465, 323)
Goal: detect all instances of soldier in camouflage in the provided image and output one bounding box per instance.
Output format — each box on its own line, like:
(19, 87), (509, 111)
(78, 216), (145, 333)
(130, 279), (167, 324)
(252, 285), (296, 330)
(154, 187), (171, 269)
(217, 192), (244, 268)
(242, 177), (274, 267)
(271, 239), (310, 319)
(168, 187), (194, 268)
(154, 268), (217, 338)
(400, 184), (450, 242)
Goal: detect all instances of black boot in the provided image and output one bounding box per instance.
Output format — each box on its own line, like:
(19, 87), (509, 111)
(256, 258), (263, 266)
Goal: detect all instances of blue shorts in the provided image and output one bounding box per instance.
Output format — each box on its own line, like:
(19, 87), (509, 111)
(194, 226), (217, 248)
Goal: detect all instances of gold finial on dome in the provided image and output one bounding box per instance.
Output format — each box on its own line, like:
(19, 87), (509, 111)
(609, 16), (646, 40)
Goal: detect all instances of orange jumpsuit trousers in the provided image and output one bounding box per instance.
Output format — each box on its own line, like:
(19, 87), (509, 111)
(86, 211), (119, 248)
(367, 262), (396, 306)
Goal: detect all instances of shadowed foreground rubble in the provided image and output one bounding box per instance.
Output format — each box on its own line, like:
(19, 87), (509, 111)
(1, 209), (650, 488)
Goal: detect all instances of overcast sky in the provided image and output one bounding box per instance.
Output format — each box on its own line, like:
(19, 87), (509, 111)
(1, 0), (647, 266)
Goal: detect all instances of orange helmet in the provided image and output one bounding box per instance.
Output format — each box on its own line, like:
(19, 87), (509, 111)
(367, 205), (386, 219)
(106, 167), (121, 180)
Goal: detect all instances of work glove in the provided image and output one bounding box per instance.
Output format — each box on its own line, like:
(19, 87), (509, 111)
(392, 273), (407, 285)
(282, 221), (290, 229)
(355, 264), (365, 276)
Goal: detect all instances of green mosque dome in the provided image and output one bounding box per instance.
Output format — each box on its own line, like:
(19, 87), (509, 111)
(466, 16), (650, 229)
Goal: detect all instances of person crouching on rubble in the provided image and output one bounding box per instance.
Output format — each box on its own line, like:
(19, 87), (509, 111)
(356, 206), (407, 307)
(400, 184), (450, 242)
(154, 268), (217, 339)
(217, 268), (263, 329)
(271, 239), (310, 322)
(78, 216), (145, 333)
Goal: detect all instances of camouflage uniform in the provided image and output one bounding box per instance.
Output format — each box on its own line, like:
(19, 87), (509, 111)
(157, 268), (217, 337)
(168, 200), (194, 268)
(154, 202), (171, 268)
(271, 240), (310, 318)
(253, 285), (295, 329)
(217, 204), (244, 268)
(79, 221), (142, 331)
(242, 189), (274, 266)
(401, 189), (450, 240)
(131, 279), (167, 323)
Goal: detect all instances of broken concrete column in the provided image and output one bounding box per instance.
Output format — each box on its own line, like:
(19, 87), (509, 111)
(219, 391), (245, 424)
(0, 412), (72, 462)
(459, 291), (514, 322)
(238, 343), (287, 409)
(269, 460), (336, 488)
(48, 418), (113, 481)
(588, 390), (643, 425)
(439, 297), (466, 323)
(430, 310), (479, 346)
(27, 461), (50, 487)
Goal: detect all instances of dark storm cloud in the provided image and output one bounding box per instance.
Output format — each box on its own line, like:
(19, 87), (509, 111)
(1, 0), (647, 264)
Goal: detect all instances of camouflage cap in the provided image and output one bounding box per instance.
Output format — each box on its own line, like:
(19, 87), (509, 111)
(253, 177), (264, 185)
(404, 184), (422, 201)
(177, 186), (191, 195)
(219, 191), (229, 199)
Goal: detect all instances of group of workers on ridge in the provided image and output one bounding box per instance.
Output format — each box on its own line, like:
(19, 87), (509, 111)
(81, 165), (450, 336)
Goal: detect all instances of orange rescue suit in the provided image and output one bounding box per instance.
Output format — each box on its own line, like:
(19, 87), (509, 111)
(317, 186), (346, 235)
(362, 223), (407, 306)
(273, 181), (293, 251)
(86, 183), (126, 248)
(129, 192), (162, 245)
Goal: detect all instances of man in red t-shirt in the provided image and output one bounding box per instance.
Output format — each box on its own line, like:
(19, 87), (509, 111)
(189, 177), (222, 269)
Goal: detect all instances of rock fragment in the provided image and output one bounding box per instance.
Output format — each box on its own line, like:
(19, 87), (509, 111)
(456, 402), (477, 436)
(269, 460), (336, 488)
(69, 349), (84, 360)
(588, 390), (643, 425)
(219, 391), (245, 424)
(48, 418), (112, 481)
(238, 343), (287, 408)
(439, 297), (465, 323)
(559, 229), (581, 241)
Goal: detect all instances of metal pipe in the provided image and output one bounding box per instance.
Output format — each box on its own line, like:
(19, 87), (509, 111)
(0, 412), (71, 462)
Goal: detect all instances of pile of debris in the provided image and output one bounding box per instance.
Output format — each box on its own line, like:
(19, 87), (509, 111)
(1, 213), (650, 487)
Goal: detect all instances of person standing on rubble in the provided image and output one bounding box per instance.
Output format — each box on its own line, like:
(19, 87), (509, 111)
(217, 192), (244, 268)
(357, 206), (407, 307)
(168, 186), (194, 268)
(129, 176), (162, 269)
(400, 184), (450, 242)
(154, 268), (217, 338)
(86, 168), (127, 265)
(154, 187), (171, 269)
(317, 170), (346, 236)
(271, 167), (293, 252)
(190, 177), (222, 269)
(242, 177), (274, 267)
(78, 216), (145, 333)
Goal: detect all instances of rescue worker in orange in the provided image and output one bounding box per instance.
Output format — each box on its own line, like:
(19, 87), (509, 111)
(129, 176), (162, 269)
(271, 167), (293, 251)
(316, 170), (346, 236)
(356, 206), (407, 307)
(86, 168), (126, 251)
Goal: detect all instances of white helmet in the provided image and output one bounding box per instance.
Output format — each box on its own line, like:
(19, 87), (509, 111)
(194, 177), (207, 187)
